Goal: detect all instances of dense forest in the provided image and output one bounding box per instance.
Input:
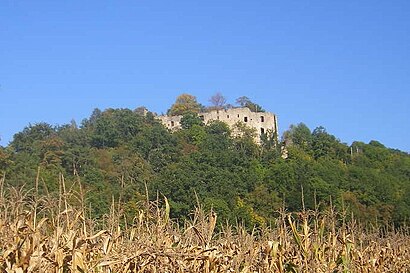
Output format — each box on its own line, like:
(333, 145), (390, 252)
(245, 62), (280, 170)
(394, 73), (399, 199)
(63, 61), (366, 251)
(0, 94), (409, 228)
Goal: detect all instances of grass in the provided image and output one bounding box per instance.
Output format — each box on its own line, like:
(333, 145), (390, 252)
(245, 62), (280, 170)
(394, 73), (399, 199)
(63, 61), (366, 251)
(0, 175), (409, 272)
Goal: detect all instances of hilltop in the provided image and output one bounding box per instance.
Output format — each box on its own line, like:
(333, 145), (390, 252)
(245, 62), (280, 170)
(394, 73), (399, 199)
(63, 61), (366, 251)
(0, 94), (409, 228)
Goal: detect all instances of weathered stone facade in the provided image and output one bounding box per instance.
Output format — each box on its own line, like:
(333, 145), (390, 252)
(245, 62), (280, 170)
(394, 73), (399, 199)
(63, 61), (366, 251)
(158, 107), (278, 143)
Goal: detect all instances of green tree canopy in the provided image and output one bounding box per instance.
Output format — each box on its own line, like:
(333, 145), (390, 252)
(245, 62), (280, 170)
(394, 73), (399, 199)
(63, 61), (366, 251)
(168, 93), (202, 116)
(2, 103), (410, 229)
(180, 113), (204, 129)
(282, 123), (312, 151)
(235, 96), (265, 112)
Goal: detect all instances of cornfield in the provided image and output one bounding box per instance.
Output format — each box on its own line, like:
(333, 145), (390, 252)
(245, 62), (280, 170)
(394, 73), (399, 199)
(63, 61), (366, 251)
(0, 176), (409, 272)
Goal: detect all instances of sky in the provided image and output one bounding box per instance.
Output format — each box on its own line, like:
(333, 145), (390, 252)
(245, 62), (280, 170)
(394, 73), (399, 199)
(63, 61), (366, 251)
(1, 0), (409, 152)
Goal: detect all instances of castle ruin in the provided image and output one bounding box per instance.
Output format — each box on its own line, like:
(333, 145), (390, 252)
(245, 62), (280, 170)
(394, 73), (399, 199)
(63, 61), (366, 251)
(158, 107), (278, 143)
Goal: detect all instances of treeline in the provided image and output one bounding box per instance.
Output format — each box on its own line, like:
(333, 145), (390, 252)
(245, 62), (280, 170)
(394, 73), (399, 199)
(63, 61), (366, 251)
(0, 100), (409, 228)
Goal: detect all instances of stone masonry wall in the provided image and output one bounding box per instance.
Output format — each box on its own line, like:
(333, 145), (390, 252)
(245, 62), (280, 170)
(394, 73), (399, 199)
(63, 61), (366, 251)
(158, 107), (278, 143)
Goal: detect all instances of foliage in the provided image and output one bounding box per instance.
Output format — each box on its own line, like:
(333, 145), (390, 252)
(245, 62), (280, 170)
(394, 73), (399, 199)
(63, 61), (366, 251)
(208, 92), (227, 110)
(180, 112), (204, 129)
(235, 96), (265, 112)
(2, 102), (410, 229)
(168, 93), (202, 116)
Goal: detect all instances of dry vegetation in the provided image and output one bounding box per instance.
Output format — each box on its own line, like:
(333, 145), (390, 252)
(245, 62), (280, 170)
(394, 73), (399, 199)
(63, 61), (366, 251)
(0, 175), (409, 273)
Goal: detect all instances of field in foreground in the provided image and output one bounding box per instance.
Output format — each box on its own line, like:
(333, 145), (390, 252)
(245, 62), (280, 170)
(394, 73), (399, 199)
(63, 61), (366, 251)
(0, 181), (409, 273)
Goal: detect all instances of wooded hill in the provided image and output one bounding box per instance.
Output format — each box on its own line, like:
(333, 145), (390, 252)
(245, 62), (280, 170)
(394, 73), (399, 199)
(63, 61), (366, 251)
(0, 96), (409, 228)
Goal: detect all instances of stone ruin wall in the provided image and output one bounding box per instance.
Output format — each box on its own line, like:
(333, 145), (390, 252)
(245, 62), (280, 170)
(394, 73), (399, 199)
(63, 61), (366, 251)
(158, 107), (278, 143)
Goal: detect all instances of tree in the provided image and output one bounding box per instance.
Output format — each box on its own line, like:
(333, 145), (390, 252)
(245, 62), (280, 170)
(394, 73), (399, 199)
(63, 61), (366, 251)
(11, 123), (55, 153)
(205, 120), (231, 136)
(201, 121), (232, 151)
(235, 96), (265, 112)
(168, 93), (202, 116)
(180, 113), (204, 129)
(209, 92), (227, 109)
(236, 96), (251, 107)
(91, 109), (144, 148)
(0, 147), (11, 172)
(311, 126), (347, 160)
(3, 99), (410, 228)
(81, 108), (102, 129)
(232, 122), (259, 158)
(134, 106), (148, 116)
(282, 123), (312, 151)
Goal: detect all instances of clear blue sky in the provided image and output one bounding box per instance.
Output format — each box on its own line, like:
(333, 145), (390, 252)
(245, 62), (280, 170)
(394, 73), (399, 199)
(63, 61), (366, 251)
(1, 0), (409, 151)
